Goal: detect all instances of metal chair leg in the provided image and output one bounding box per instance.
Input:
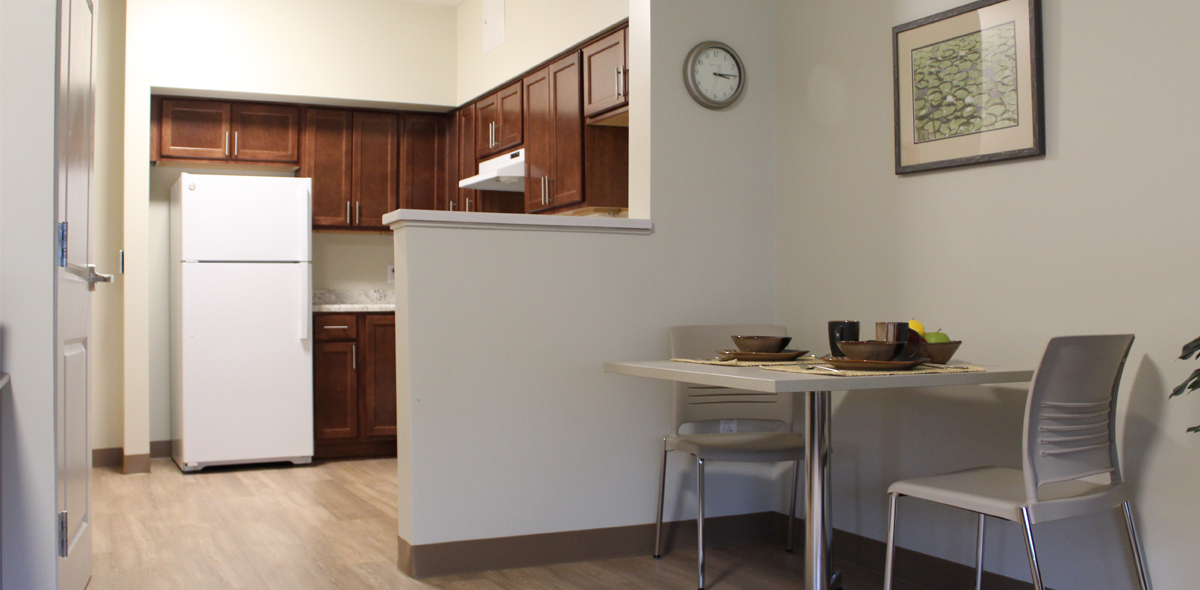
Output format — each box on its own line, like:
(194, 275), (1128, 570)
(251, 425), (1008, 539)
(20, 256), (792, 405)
(697, 456), (706, 590)
(787, 459), (799, 553)
(975, 513), (986, 590)
(1122, 501), (1152, 590)
(654, 439), (668, 559)
(1020, 507), (1045, 590)
(883, 493), (899, 590)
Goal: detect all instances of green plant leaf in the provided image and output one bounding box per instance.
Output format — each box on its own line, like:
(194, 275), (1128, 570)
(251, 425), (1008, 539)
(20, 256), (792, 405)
(1189, 424), (1200, 433)
(1180, 335), (1200, 360)
(1170, 368), (1200, 398)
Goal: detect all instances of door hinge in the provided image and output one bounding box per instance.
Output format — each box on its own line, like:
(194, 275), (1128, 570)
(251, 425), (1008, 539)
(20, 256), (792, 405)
(58, 510), (69, 557)
(57, 222), (68, 267)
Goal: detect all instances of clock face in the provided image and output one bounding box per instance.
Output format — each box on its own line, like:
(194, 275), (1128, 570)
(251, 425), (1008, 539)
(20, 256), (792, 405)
(684, 42), (745, 109)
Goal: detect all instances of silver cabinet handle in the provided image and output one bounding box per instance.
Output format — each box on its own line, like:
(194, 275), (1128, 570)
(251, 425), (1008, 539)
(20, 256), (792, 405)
(449, 200), (456, 211)
(491, 122), (497, 148)
(323, 325), (349, 330)
(615, 67), (621, 99)
(352, 344), (356, 370)
(355, 202), (360, 224)
(346, 201), (351, 224)
(224, 131), (229, 156)
(619, 66), (626, 99)
(465, 198), (472, 212)
(547, 177), (553, 205)
(234, 131), (239, 156)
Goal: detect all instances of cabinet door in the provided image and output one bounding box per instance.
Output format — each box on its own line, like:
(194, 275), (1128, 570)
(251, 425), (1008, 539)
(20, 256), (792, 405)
(550, 52), (584, 208)
(455, 105), (477, 212)
(314, 341), (358, 441)
(523, 68), (553, 213)
(476, 93), (499, 156)
(582, 28), (628, 118)
(353, 112), (399, 228)
(231, 103), (300, 162)
(362, 315), (397, 439)
(402, 114), (449, 211)
(496, 81), (524, 152)
(302, 109), (354, 227)
(160, 99), (231, 160)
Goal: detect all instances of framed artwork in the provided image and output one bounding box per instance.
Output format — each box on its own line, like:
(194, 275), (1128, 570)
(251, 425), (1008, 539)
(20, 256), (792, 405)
(893, 0), (1044, 174)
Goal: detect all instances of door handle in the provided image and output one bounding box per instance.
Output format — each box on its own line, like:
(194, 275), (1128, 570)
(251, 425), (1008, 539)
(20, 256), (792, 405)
(449, 201), (456, 211)
(618, 66), (626, 99)
(85, 264), (112, 291)
(355, 202), (361, 224)
(352, 344), (357, 370)
(224, 131), (229, 156)
(465, 198), (472, 212)
(547, 177), (553, 205)
(234, 131), (239, 156)
(346, 201), (351, 224)
(323, 326), (349, 330)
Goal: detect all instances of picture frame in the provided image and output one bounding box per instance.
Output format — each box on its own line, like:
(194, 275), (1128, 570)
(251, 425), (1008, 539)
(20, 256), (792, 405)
(893, 0), (1044, 174)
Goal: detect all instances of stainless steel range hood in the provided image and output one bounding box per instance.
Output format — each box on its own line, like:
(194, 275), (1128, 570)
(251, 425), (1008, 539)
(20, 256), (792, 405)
(458, 148), (525, 192)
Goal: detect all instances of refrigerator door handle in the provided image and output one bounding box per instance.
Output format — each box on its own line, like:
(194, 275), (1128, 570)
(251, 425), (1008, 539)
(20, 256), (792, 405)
(299, 263), (311, 340)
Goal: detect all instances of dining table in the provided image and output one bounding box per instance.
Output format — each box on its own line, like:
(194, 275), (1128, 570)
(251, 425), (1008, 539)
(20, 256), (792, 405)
(603, 359), (1034, 590)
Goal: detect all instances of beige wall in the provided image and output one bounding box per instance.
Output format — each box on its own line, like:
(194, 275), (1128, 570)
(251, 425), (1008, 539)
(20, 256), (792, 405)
(775, 0), (1200, 587)
(396, 0), (779, 545)
(456, 0), (629, 104)
(312, 233), (394, 291)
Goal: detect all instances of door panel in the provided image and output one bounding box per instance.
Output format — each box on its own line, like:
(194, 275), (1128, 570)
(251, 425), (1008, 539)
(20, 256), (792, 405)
(314, 342), (358, 440)
(456, 105), (477, 211)
(523, 68), (552, 213)
(353, 112), (399, 227)
(177, 174), (311, 262)
(160, 99), (231, 160)
(363, 315), (397, 438)
(232, 103), (300, 162)
(497, 81), (524, 152)
(551, 53), (584, 208)
(583, 28), (627, 118)
(402, 114), (446, 210)
(302, 109), (354, 226)
(476, 94), (498, 156)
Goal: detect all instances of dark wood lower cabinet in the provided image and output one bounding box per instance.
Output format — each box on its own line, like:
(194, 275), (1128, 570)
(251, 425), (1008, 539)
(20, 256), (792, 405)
(314, 313), (397, 459)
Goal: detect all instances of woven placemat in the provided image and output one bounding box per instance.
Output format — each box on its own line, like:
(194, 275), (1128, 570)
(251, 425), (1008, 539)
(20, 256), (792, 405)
(670, 357), (827, 368)
(762, 364), (986, 377)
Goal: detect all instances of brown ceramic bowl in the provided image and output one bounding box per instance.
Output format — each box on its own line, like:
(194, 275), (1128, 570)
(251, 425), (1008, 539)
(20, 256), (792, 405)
(918, 341), (962, 364)
(731, 335), (792, 353)
(837, 340), (904, 361)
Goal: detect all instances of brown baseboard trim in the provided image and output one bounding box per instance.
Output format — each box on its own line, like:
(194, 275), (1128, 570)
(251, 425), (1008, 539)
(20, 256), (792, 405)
(94, 440), (174, 468)
(398, 511), (1040, 589)
(122, 453), (150, 474)
(399, 511), (779, 578)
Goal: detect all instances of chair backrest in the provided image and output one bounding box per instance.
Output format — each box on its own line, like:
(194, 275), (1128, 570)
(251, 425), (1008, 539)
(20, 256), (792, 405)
(1023, 334), (1135, 502)
(669, 325), (794, 432)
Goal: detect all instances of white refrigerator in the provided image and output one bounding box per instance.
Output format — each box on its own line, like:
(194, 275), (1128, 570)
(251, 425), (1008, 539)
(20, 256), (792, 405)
(170, 173), (314, 472)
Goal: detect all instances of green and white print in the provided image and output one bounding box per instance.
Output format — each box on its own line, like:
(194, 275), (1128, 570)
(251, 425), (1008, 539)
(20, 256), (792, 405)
(911, 21), (1019, 143)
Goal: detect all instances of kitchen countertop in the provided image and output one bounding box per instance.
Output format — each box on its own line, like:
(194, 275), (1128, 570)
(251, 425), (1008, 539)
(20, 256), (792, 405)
(313, 289), (395, 313)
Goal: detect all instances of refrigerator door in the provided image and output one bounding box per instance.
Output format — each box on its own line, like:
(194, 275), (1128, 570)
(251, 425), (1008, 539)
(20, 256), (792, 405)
(179, 261), (313, 465)
(178, 173), (312, 262)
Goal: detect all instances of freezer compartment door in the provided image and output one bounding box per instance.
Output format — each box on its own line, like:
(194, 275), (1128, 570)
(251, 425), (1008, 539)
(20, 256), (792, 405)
(179, 262), (313, 464)
(177, 173), (312, 262)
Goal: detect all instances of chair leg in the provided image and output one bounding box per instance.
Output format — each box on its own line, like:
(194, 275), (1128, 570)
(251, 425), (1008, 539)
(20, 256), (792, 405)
(654, 440), (668, 559)
(975, 513), (986, 590)
(1020, 507), (1045, 590)
(697, 456), (706, 590)
(883, 493), (899, 590)
(1122, 501), (1152, 590)
(787, 459), (799, 553)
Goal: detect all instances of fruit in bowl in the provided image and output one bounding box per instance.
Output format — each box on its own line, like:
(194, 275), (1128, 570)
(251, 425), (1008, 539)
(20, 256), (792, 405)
(918, 330), (961, 363)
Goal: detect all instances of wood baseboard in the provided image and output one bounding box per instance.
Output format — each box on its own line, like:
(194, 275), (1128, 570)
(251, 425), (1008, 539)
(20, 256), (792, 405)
(94, 440), (173, 469)
(122, 453), (150, 474)
(399, 511), (1042, 589)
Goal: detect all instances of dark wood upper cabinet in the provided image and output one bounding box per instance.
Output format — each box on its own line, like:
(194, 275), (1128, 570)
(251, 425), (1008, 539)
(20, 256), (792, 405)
(476, 80), (524, 158)
(313, 341), (358, 441)
(353, 112), (399, 228)
(401, 114), (450, 211)
(362, 315), (397, 439)
(160, 99), (232, 160)
(582, 28), (628, 118)
(231, 103), (300, 162)
(302, 108), (355, 227)
(455, 105), (478, 212)
(524, 52), (583, 213)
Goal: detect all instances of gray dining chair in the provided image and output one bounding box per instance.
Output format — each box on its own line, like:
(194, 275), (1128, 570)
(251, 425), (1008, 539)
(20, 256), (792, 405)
(883, 334), (1150, 590)
(656, 324), (806, 590)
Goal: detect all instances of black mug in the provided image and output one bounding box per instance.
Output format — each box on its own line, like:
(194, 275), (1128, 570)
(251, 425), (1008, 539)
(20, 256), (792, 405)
(828, 321), (860, 357)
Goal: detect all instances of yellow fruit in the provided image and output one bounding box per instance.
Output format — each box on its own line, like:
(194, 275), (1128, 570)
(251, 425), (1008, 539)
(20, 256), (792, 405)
(909, 319), (926, 336)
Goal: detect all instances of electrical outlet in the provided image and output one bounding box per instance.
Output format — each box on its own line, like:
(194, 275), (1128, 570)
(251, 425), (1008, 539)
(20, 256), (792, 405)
(387, 265), (395, 284)
(719, 419), (737, 433)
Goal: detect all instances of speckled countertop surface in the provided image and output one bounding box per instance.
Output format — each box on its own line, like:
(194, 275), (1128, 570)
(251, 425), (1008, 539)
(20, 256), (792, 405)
(313, 289), (395, 313)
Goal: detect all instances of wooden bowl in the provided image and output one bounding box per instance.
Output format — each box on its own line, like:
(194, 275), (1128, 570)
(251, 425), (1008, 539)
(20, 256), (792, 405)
(731, 335), (792, 353)
(837, 341), (904, 361)
(918, 341), (962, 364)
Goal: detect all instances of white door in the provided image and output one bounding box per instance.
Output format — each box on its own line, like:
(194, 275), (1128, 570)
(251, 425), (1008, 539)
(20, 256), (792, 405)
(55, 0), (103, 588)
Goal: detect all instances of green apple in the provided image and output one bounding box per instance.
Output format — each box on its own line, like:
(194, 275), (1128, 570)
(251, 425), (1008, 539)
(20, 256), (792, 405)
(925, 331), (952, 344)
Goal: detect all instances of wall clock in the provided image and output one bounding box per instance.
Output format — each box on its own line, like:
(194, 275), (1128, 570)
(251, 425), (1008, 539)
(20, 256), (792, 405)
(683, 41), (745, 109)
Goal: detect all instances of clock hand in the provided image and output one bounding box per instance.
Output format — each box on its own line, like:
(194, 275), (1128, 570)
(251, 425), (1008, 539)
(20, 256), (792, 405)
(713, 73), (739, 79)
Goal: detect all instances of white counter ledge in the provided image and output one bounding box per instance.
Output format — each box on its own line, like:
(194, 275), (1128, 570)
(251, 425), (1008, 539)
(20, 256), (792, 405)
(383, 209), (653, 234)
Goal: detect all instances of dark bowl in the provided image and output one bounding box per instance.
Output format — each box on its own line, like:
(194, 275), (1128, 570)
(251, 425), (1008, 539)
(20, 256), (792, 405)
(918, 341), (962, 364)
(731, 335), (792, 353)
(837, 340), (905, 361)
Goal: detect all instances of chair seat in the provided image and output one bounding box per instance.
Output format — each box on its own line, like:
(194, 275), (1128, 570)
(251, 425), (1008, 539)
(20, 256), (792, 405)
(666, 432), (805, 463)
(888, 466), (1129, 524)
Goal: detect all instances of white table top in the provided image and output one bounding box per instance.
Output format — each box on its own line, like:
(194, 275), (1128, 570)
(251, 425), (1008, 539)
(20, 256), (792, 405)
(604, 361), (1034, 393)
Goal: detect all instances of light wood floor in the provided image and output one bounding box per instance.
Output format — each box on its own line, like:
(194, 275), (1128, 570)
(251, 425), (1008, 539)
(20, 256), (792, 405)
(92, 458), (898, 590)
